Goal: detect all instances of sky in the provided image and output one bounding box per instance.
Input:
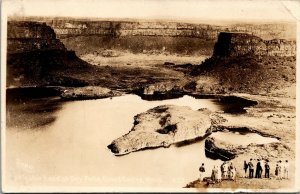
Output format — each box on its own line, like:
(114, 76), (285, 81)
(2, 0), (300, 23)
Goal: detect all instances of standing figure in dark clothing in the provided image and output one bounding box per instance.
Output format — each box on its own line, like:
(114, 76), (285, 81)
(199, 163), (205, 182)
(265, 160), (270, 178)
(255, 159), (263, 178)
(248, 159), (254, 178)
(243, 160), (248, 178)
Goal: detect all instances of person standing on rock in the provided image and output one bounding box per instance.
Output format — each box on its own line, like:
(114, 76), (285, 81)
(264, 160), (270, 178)
(255, 159), (263, 178)
(275, 163), (280, 180)
(221, 162), (225, 179)
(231, 166), (237, 181)
(283, 160), (289, 179)
(228, 162), (234, 180)
(248, 159), (254, 178)
(244, 160), (248, 178)
(260, 159), (265, 175)
(216, 166), (222, 183)
(278, 160), (283, 179)
(259, 159), (263, 178)
(222, 161), (228, 179)
(211, 166), (217, 182)
(199, 163), (205, 182)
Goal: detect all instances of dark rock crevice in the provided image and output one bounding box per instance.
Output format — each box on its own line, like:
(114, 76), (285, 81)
(205, 137), (237, 161)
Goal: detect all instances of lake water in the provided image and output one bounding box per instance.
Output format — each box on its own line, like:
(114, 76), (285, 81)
(4, 93), (278, 191)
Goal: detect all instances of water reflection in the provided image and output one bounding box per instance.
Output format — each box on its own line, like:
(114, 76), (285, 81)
(6, 96), (63, 130)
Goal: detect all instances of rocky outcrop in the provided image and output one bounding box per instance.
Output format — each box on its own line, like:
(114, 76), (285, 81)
(204, 137), (247, 161)
(213, 32), (296, 57)
(60, 86), (123, 100)
(142, 82), (183, 95)
(107, 105), (226, 155)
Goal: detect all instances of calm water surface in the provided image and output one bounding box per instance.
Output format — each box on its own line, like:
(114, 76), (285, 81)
(5, 94), (278, 190)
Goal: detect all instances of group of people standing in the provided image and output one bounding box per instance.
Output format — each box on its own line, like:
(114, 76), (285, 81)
(244, 159), (289, 179)
(199, 158), (290, 183)
(198, 161), (236, 183)
(275, 160), (289, 179)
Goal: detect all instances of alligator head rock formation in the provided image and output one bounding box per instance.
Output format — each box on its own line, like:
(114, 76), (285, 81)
(107, 105), (226, 155)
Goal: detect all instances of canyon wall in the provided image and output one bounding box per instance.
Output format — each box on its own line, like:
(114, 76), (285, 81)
(44, 19), (295, 41)
(213, 32), (296, 57)
(43, 19), (297, 57)
(9, 18), (295, 56)
(7, 21), (66, 54)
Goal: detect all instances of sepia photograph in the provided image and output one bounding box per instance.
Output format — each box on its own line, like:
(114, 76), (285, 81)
(1, 0), (299, 192)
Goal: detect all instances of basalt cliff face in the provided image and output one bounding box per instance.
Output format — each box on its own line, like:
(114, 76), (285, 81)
(7, 21), (90, 87)
(213, 32), (296, 57)
(48, 20), (296, 56)
(7, 21), (66, 54)
(43, 19), (295, 41)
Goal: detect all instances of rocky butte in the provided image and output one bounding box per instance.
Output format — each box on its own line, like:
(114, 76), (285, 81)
(190, 31), (296, 95)
(213, 32), (296, 57)
(6, 21), (94, 87)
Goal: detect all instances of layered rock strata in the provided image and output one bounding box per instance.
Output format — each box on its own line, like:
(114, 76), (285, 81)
(7, 21), (66, 54)
(32, 18), (295, 41)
